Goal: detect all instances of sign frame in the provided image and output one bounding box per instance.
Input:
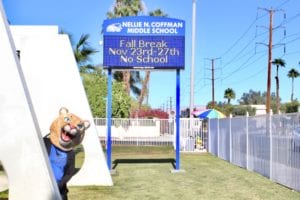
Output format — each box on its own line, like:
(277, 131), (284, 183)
(103, 16), (185, 172)
(102, 16), (185, 70)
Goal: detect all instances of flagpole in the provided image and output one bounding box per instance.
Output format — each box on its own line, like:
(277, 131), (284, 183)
(190, 0), (196, 117)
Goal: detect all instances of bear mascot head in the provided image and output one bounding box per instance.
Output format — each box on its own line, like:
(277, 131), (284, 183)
(44, 107), (90, 200)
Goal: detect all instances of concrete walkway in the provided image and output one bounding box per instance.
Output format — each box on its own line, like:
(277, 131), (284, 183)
(0, 174), (8, 192)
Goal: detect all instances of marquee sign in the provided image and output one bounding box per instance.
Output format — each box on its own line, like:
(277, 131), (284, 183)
(102, 16), (185, 69)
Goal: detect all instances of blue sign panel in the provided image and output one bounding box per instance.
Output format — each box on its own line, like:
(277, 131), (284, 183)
(102, 16), (185, 69)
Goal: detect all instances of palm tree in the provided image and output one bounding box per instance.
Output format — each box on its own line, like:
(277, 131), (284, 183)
(137, 9), (168, 110)
(149, 9), (168, 17)
(73, 34), (98, 72)
(224, 88), (236, 104)
(113, 70), (141, 98)
(106, 0), (145, 95)
(272, 58), (285, 113)
(287, 68), (300, 101)
(107, 0), (145, 18)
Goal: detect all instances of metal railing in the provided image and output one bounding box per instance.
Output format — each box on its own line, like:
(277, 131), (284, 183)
(94, 118), (207, 151)
(208, 113), (300, 191)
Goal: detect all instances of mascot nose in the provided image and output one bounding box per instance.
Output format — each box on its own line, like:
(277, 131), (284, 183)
(69, 124), (76, 129)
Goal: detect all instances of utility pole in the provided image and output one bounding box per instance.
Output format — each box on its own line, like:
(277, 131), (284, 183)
(206, 58), (220, 107)
(258, 7), (284, 114)
(169, 96), (172, 113)
(212, 59), (215, 107)
(166, 100), (169, 114)
(266, 8), (273, 114)
(190, 0), (196, 118)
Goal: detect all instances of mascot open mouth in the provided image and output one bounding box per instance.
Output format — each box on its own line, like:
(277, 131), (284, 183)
(61, 129), (72, 142)
(60, 125), (78, 143)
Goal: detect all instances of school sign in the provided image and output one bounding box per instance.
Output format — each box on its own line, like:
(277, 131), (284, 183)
(102, 16), (185, 69)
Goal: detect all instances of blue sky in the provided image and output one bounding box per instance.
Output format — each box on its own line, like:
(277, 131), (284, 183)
(3, 0), (300, 110)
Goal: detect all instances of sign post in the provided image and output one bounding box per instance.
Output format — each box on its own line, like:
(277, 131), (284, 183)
(106, 68), (112, 170)
(102, 16), (185, 171)
(175, 69), (181, 170)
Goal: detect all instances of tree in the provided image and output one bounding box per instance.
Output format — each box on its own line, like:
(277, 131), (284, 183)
(224, 88), (236, 104)
(238, 90), (277, 113)
(137, 9), (168, 111)
(282, 101), (299, 113)
(81, 67), (132, 118)
(113, 70), (142, 98)
(287, 68), (300, 101)
(106, 0), (145, 95)
(149, 9), (168, 17)
(238, 90), (264, 105)
(231, 106), (256, 116)
(81, 67), (107, 117)
(73, 34), (98, 72)
(106, 0), (145, 18)
(272, 58), (285, 113)
(112, 82), (132, 118)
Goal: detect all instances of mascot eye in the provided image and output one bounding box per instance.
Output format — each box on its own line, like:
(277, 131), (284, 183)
(64, 117), (71, 123)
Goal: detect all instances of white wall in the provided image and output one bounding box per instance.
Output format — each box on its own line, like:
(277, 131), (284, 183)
(250, 105), (267, 115)
(10, 25), (112, 186)
(0, 3), (61, 199)
(96, 124), (160, 138)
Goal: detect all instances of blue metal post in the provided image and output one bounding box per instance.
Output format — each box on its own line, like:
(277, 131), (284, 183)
(175, 69), (180, 170)
(106, 68), (112, 170)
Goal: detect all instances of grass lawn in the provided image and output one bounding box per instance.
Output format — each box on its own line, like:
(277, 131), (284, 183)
(68, 146), (300, 200)
(1, 146), (300, 199)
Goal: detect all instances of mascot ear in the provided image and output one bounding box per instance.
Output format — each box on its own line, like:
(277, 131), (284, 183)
(59, 107), (69, 115)
(83, 120), (90, 130)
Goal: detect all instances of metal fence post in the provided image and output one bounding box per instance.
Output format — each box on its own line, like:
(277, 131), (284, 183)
(217, 118), (220, 157)
(208, 119), (211, 153)
(269, 111), (273, 180)
(229, 114), (232, 163)
(246, 112), (249, 170)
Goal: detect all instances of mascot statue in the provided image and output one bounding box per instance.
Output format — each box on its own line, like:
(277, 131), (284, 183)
(44, 107), (90, 200)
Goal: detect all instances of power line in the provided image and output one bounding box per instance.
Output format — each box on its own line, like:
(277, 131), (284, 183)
(221, 51), (266, 81)
(275, 0), (291, 9)
(195, 0), (298, 106)
(221, 65), (266, 87)
(222, 37), (256, 69)
(220, 19), (257, 58)
(220, 10), (268, 58)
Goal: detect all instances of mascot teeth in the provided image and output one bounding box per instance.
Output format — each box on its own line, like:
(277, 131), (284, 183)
(63, 125), (71, 132)
(61, 124), (79, 142)
(70, 129), (77, 135)
(61, 132), (71, 142)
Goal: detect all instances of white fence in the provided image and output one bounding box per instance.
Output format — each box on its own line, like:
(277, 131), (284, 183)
(94, 118), (207, 151)
(208, 113), (300, 191)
